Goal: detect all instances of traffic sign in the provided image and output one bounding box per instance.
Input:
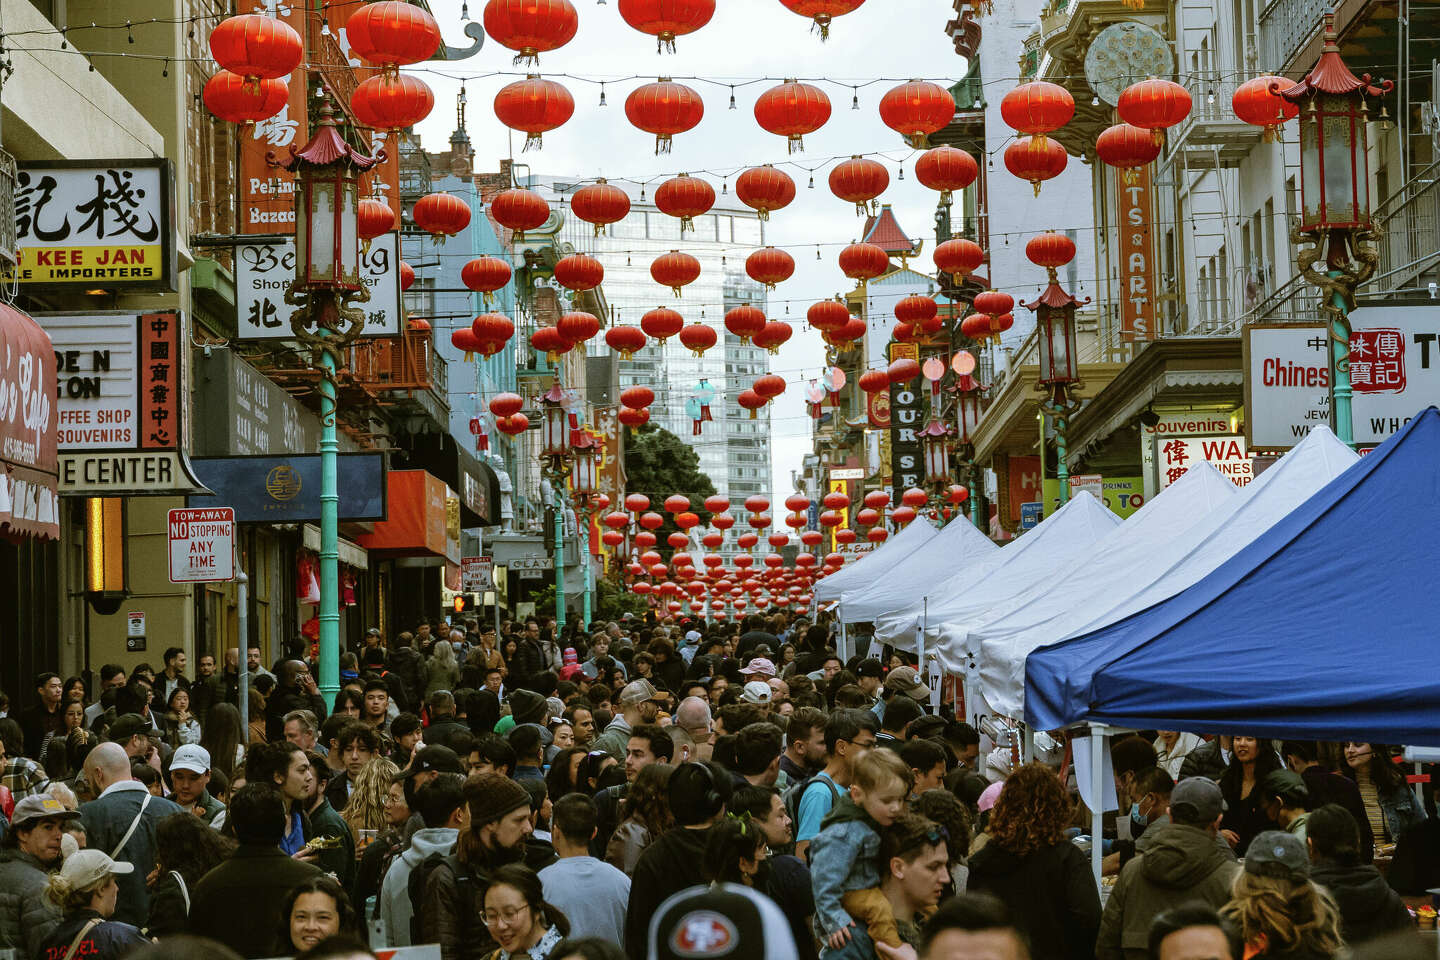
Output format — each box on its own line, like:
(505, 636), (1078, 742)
(462, 556), (494, 591)
(167, 507), (236, 583)
(509, 556), (554, 572)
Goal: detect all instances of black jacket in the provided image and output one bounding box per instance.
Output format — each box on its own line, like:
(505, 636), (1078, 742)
(626, 827), (712, 960)
(1300, 767), (1374, 862)
(191, 844), (323, 958)
(146, 870), (193, 937)
(512, 639), (547, 690)
(389, 647), (429, 711)
(1311, 862), (1412, 945)
(35, 911), (148, 960)
(424, 716), (471, 754)
(1177, 740), (1227, 781)
(264, 686), (327, 742)
(420, 852), (505, 960)
(968, 839), (1100, 960)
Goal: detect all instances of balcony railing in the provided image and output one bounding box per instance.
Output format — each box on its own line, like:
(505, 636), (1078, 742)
(350, 328), (448, 397)
(1372, 159), (1440, 293)
(1257, 0), (1328, 73)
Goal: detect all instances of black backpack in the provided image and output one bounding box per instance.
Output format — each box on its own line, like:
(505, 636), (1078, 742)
(782, 774), (841, 830)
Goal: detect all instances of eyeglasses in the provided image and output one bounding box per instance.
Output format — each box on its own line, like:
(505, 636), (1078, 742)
(481, 904), (531, 927)
(846, 737), (878, 750)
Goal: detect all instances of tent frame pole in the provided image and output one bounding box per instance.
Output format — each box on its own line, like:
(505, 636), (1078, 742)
(1090, 723), (1106, 891)
(838, 610), (848, 662)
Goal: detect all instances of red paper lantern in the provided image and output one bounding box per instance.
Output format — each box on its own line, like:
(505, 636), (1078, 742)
(893, 322), (916, 344)
(855, 508), (879, 526)
(863, 490), (890, 509)
(676, 512), (701, 531)
(553, 254), (603, 292)
(901, 487), (929, 508)
(822, 491), (850, 510)
(650, 252), (701, 296)
(724, 305), (767, 343)
(712, 513), (736, 530)
(867, 527), (889, 543)
(784, 494), (810, 513)
(914, 145), (978, 205)
(618, 0), (715, 52)
(878, 80), (956, 146)
(1117, 78), (1192, 144)
(839, 242), (890, 281)
(625, 494), (651, 512)
(858, 370), (890, 394)
(602, 530), (626, 547)
(530, 326), (572, 362)
(776, 0), (866, 38)
(470, 313), (515, 357)
(483, 0), (579, 64)
(496, 413), (530, 436)
(745, 247), (795, 289)
(735, 165), (796, 221)
(829, 156), (890, 215)
(654, 174), (715, 232)
(203, 72), (288, 124)
(705, 495), (731, 513)
(493, 75), (574, 150)
(947, 484), (970, 505)
(451, 328), (482, 360)
(665, 495), (691, 513)
(748, 511), (772, 529)
(570, 179), (631, 235)
(209, 14), (304, 82)
(641, 306), (685, 341)
(999, 80), (1075, 140)
(603, 511), (631, 530)
(818, 510), (844, 528)
(489, 188), (551, 234)
(1004, 136), (1068, 195)
(959, 313), (992, 341)
(626, 79), (705, 154)
(344, 2), (441, 68)
(801, 530), (823, 546)
(351, 73), (434, 132)
(412, 192), (471, 239)
(888, 357), (920, 384)
(753, 79), (832, 152)
(1025, 232), (1076, 270)
(399, 261), (415, 291)
(358, 197), (397, 245)
(752, 320), (793, 354)
(557, 311), (601, 346)
(605, 325), (648, 358)
(891, 505), (917, 525)
(1095, 123), (1162, 172)
(621, 386), (656, 410)
(753, 374), (787, 399)
(933, 238), (984, 278)
(679, 324), (718, 356)
(1232, 75), (1299, 142)
(807, 300), (851, 333)
(973, 290), (1015, 316)
(737, 389), (767, 419)
(619, 406), (652, 428)
(894, 295), (938, 331)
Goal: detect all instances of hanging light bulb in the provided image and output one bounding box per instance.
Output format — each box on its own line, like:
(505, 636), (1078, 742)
(1207, 88), (1216, 105)
(640, 185), (647, 201)
(729, 86), (737, 109)
(1091, 95), (1099, 106)
(816, 245), (821, 260)
(898, 166), (904, 181)
(808, 174), (814, 188)
(461, 1), (470, 18)
(599, 82), (607, 107)
(851, 87), (860, 109)
(722, 179), (728, 195)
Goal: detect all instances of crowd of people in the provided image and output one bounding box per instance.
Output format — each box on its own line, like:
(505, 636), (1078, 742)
(0, 614), (1435, 960)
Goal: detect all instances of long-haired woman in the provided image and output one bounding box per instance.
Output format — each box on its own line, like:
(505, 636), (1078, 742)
(480, 864), (571, 960)
(1222, 831), (1342, 959)
(605, 763), (674, 875)
(200, 702), (245, 780)
(148, 811), (236, 936)
(1219, 736), (1285, 853)
(341, 757), (400, 847)
(1341, 741), (1426, 845)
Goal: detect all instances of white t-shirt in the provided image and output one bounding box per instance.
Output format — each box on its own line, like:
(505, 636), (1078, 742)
(537, 856), (630, 943)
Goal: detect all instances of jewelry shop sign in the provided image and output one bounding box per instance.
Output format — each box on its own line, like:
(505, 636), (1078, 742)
(4, 159), (176, 289)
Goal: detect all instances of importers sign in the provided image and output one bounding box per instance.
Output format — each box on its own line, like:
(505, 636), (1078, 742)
(236, 235), (401, 339)
(5, 160), (176, 289)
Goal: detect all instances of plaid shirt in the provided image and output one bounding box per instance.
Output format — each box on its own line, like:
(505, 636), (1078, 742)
(1, 756), (49, 800)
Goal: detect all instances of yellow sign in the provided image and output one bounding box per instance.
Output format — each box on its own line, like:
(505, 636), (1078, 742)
(6, 244), (165, 283)
(827, 477), (851, 554)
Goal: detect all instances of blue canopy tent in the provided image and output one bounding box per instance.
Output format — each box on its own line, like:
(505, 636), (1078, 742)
(1024, 407), (1440, 745)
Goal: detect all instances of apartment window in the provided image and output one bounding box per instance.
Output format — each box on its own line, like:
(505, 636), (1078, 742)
(1197, 264), (1208, 329)
(1284, 177), (1298, 265)
(1263, 198), (1276, 286)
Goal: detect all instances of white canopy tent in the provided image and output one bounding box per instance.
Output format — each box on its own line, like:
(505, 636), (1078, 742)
(872, 491), (1121, 660)
(997, 424), (1358, 721)
(837, 513), (999, 623)
(813, 516), (937, 605)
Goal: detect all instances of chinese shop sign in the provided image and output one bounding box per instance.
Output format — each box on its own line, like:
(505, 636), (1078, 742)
(6, 160), (176, 289)
(235, 235), (401, 339)
(1154, 436), (1254, 490)
(1116, 165), (1157, 342)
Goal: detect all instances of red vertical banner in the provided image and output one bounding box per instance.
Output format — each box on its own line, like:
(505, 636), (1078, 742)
(238, 5), (308, 234)
(1116, 166), (1156, 342)
(1005, 454), (1041, 525)
(139, 313), (180, 450)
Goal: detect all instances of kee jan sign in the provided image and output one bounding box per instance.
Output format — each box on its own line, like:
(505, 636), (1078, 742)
(168, 507), (235, 583)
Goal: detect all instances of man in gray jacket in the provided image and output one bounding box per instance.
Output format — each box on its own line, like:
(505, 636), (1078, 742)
(1096, 777), (1240, 960)
(0, 795), (75, 957)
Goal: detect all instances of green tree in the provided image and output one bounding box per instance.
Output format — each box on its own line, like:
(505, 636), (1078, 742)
(623, 422), (718, 559)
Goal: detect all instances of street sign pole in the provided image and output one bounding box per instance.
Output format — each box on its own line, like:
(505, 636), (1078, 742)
(236, 543), (249, 743)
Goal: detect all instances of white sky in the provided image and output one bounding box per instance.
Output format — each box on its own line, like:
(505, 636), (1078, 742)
(410, 0), (971, 511)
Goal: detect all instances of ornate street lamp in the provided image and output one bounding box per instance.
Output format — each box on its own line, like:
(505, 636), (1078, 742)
(281, 97), (381, 699)
(538, 380), (576, 630)
(950, 349), (985, 529)
(571, 431), (599, 500)
(919, 419), (952, 487)
(1022, 238), (1090, 505)
(1280, 12), (1391, 449)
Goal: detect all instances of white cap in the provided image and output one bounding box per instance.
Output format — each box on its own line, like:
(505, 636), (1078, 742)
(740, 681), (772, 705)
(58, 849), (134, 892)
(170, 743), (211, 775)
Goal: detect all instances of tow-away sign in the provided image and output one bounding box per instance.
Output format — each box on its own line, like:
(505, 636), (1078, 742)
(168, 508), (235, 583)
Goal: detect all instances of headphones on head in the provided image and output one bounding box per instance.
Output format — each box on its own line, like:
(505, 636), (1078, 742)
(687, 760), (724, 814)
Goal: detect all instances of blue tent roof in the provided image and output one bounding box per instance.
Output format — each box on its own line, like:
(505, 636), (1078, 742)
(1024, 407), (1440, 744)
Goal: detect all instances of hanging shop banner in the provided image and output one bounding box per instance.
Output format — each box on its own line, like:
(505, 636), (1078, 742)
(1042, 475), (1145, 518)
(6, 160), (177, 289)
(1154, 436), (1254, 489)
(193, 350), (322, 456)
(1116, 165), (1157, 342)
(1243, 323), (1330, 451)
(235, 234), (401, 339)
(888, 343), (924, 493)
(0, 303), (59, 539)
(1004, 454), (1042, 526)
(238, 2), (307, 235)
(187, 453), (386, 524)
(44, 311), (207, 495)
(1343, 302), (1440, 445)
(357, 470), (449, 556)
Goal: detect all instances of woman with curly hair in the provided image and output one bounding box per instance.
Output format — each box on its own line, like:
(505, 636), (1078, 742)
(341, 757), (400, 846)
(605, 762), (673, 875)
(147, 811), (236, 936)
(966, 763), (1100, 960)
(1222, 831), (1343, 959)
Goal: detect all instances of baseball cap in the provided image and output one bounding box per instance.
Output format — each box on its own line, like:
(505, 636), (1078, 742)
(56, 850), (134, 891)
(908, 715), (947, 741)
(977, 781), (1003, 812)
(9, 794), (81, 830)
(649, 883), (798, 960)
(1245, 830), (1310, 880)
(1169, 776), (1227, 823)
(855, 658), (884, 679)
(740, 681), (772, 705)
(739, 658), (776, 677)
(366, 628), (382, 637)
(684, 630), (702, 643)
(1261, 769), (1310, 805)
(883, 666), (930, 700)
(170, 744), (211, 775)
(109, 713), (151, 743)
(394, 745), (464, 780)
(619, 678), (663, 706)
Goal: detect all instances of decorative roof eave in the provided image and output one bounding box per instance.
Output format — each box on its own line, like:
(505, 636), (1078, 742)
(1021, 280), (1090, 310)
(280, 100), (383, 173)
(1280, 13), (1392, 100)
(917, 419), (951, 439)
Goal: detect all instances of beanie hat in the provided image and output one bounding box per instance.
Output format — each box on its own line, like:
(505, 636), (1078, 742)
(509, 689), (548, 726)
(563, 647), (579, 666)
(466, 773), (532, 826)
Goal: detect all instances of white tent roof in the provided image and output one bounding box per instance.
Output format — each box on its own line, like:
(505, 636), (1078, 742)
(813, 517), (938, 604)
(873, 491), (1121, 655)
(979, 426), (1359, 719)
(996, 426), (1353, 719)
(837, 514), (999, 623)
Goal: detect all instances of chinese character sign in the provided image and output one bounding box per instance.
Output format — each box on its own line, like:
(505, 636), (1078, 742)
(1116, 166), (1157, 342)
(1349, 328), (1406, 394)
(5, 162), (174, 288)
(140, 313), (180, 449)
(237, 235), (401, 339)
(1155, 436), (1253, 489)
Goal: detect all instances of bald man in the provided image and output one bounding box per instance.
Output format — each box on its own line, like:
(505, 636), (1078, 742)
(671, 696), (714, 763)
(79, 742), (184, 926)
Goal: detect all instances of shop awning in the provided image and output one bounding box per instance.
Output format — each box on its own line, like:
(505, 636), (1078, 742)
(0, 304), (59, 540)
(393, 433), (501, 527)
(357, 470), (449, 557)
